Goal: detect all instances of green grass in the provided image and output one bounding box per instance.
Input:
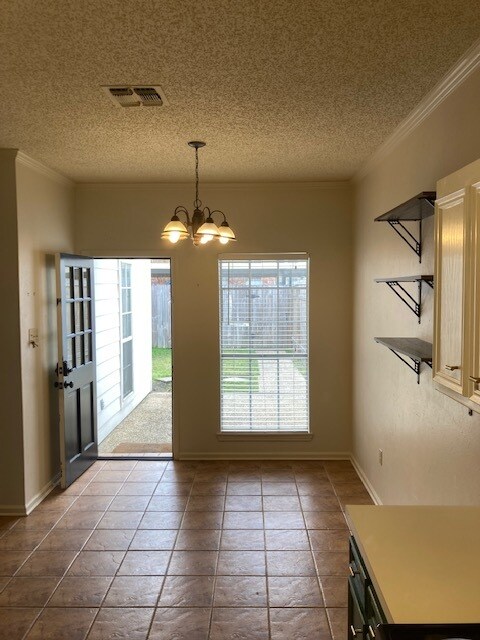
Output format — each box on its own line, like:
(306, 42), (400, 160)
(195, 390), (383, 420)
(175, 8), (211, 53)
(152, 347), (172, 380)
(151, 348), (305, 389)
(222, 357), (259, 392)
(293, 358), (307, 378)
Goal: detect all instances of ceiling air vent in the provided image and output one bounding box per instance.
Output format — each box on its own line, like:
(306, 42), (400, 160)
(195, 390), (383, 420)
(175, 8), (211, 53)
(133, 87), (163, 106)
(102, 85), (168, 108)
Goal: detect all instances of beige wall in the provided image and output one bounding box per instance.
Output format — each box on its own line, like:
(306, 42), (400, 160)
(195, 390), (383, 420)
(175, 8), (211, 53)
(15, 157), (75, 510)
(5, 58), (480, 512)
(75, 183), (353, 458)
(353, 68), (480, 505)
(0, 150), (25, 511)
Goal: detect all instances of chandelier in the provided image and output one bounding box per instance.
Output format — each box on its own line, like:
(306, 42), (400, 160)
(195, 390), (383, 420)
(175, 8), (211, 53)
(161, 141), (237, 246)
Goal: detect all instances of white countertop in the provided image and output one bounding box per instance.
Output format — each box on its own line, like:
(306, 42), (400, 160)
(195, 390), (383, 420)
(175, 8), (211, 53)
(346, 505), (480, 624)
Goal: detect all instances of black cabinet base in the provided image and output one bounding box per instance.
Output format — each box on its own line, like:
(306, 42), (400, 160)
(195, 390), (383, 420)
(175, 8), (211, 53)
(378, 623), (480, 640)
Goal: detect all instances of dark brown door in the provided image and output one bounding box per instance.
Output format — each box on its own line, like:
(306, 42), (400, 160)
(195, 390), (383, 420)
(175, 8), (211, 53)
(56, 254), (98, 488)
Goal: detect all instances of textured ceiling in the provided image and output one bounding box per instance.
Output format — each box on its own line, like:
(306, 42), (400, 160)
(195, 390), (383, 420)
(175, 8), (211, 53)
(0, 1), (479, 182)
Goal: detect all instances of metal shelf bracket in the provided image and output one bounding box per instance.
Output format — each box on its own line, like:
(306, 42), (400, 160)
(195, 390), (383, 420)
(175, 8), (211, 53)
(379, 277), (434, 324)
(388, 348), (432, 384)
(387, 219), (422, 262)
(375, 338), (433, 385)
(374, 192), (436, 264)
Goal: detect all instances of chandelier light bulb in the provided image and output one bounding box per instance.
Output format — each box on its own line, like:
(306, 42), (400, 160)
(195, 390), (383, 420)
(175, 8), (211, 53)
(169, 231), (181, 243)
(219, 237), (229, 245)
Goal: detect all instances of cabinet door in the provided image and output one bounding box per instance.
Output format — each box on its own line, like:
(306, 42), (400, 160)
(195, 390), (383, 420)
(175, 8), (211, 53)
(468, 181), (480, 405)
(433, 190), (467, 394)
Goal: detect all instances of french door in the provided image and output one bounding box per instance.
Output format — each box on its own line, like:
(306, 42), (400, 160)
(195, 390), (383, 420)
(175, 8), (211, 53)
(56, 254), (98, 488)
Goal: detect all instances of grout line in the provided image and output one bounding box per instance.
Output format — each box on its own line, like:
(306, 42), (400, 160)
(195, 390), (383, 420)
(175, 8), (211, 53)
(21, 608), (43, 640)
(0, 459), (364, 640)
(262, 486), (271, 636)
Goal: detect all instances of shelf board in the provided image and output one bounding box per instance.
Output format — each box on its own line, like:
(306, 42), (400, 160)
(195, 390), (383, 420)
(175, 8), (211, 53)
(374, 337), (432, 362)
(374, 275), (433, 284)
(374, 192), (436, 222)
(375, 338), (433, 383)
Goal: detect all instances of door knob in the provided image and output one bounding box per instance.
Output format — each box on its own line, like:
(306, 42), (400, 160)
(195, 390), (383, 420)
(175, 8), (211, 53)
(62, 360), (73, 375)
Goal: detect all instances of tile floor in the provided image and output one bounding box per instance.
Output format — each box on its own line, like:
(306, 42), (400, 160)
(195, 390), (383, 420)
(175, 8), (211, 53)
(0, 459), (373, 639)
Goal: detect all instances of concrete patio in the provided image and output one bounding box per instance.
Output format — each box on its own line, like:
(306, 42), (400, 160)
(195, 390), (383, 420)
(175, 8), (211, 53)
(98, 386), (172, 456)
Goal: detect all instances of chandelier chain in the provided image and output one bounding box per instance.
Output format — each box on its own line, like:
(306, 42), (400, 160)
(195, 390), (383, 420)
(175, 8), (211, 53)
(194, 146), (200, 209)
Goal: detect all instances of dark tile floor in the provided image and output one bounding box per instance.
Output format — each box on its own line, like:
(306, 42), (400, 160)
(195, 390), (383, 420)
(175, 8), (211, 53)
(0, 459), (373, 639)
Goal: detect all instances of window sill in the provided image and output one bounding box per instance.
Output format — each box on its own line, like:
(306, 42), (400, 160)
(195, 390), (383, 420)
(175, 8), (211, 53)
(216, 431), (313, 442)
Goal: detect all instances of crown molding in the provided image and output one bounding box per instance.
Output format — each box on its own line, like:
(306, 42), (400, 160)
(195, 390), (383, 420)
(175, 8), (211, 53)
(76, 180), (350, 191)
(0, 148), (20, 162)
(16, 152), (74, 188)
(354, 37), (480, 183)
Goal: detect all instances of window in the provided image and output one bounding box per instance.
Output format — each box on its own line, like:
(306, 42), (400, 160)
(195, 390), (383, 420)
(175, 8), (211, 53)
(219, 257), (309, 432)
(120, 262), (133, 398)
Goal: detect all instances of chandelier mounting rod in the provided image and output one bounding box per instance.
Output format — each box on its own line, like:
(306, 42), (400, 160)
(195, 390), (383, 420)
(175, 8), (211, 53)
(188, 141), (206, 210)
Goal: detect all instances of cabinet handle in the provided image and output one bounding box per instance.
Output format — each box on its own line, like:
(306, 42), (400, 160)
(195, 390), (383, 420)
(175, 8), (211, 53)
(350, 625), (362, 638)
(368, 625), (376, 638)
(469, 375), (480, 384)
(349, 565), (358, 577)
(445, 364), (460, 371)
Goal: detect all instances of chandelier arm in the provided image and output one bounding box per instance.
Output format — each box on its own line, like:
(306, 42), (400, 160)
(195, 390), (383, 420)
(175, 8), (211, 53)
(209, 209), (228, 223)
(174, 206), (192, 225)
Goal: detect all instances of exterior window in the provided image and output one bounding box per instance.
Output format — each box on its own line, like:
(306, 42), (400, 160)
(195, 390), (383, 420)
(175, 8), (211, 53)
(219, 257), (309, 432)
(120, 262), (133, 398)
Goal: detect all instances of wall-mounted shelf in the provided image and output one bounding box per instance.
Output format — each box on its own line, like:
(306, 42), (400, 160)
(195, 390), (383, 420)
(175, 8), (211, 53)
(374, 337), (433, 384)
(374, 275), (434, 324)
(374, 192), (436, 263)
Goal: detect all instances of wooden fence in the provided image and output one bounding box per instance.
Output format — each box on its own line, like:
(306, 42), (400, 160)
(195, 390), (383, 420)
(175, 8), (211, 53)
(151, 282), (171, 348)
(221, 288), (307, 352)
(152, 283), (307, 351)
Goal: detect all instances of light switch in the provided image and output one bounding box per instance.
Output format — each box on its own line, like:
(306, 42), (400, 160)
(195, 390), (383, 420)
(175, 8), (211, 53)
(29, 328), (39, 347)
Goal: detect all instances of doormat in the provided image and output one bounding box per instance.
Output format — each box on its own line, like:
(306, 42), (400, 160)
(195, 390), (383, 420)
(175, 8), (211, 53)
(113, 442), (172, 454)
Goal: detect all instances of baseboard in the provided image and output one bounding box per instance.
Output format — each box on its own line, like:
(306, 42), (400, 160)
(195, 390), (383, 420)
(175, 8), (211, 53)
(178, 451), (351, 461)
(0, 504), (28, 516)
(25, 472), (61, 515)
(350, 455), (382, 505)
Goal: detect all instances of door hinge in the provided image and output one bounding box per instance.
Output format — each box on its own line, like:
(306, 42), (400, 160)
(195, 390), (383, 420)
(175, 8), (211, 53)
(56, 298), (61, 305)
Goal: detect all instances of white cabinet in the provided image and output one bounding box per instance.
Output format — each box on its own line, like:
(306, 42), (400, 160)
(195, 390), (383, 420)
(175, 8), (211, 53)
(434, 158), (480, 411)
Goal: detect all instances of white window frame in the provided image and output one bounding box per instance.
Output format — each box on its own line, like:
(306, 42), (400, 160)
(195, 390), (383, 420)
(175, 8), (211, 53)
(120, 260), (134, 401)
(218, 253), (311, 439)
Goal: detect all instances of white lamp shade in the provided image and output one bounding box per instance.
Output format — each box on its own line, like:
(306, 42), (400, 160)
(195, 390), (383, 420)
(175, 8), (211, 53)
(218, 222), (236, 242)
(196, 220), (220, 238)
(161, 217), (189, 240)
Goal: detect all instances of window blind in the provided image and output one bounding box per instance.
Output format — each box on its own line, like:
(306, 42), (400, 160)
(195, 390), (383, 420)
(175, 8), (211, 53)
(219, 258), (309, 432)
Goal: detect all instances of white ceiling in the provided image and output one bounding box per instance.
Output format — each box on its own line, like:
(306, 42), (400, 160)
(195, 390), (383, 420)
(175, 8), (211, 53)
(0, 1), (479, 182)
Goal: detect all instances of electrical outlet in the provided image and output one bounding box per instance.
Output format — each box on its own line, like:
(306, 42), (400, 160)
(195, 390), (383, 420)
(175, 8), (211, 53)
(378, 449), (383, 465)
